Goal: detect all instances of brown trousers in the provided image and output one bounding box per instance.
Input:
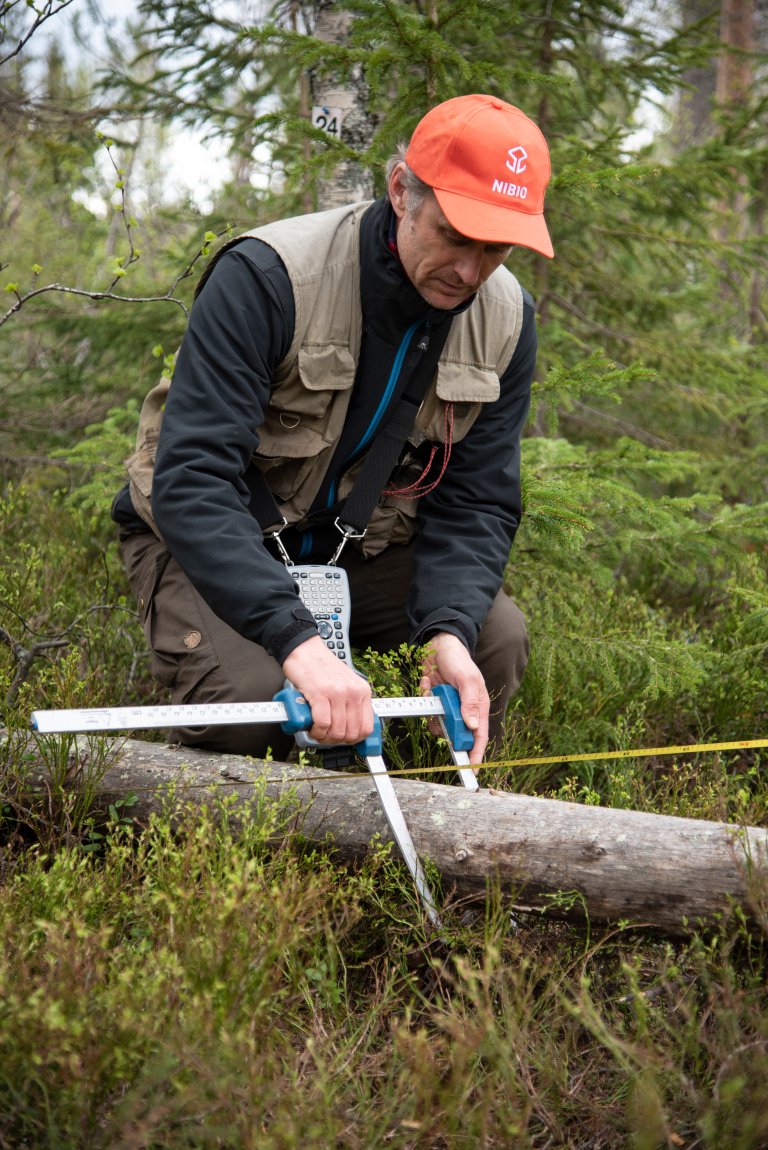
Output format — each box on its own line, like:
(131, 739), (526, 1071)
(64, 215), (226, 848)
(121, 531), (528, 761)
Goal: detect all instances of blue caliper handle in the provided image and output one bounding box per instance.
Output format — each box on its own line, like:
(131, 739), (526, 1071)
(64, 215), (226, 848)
(354, 716), (383, 758)
(431, 683), (475, 752)
(274, 686), (313, 733)
(273, 687), (383, 756)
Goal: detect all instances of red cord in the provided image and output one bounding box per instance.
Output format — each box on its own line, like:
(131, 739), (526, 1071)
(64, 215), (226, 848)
(383, 403), (454, 500)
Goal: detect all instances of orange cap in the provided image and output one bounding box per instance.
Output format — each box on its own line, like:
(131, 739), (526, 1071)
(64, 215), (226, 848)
(405, 94), (553, 258)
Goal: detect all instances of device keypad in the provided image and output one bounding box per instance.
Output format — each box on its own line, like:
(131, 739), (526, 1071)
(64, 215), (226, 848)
(290, 566), (351, 661)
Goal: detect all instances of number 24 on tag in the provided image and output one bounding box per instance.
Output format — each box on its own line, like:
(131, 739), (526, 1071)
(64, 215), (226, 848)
(311, 105), (343, 136)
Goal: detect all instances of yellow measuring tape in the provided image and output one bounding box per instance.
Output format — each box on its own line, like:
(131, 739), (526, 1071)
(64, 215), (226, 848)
(198, 736), (768, 788)
(481, 736), (768, 772)
(316, 736), (768, 784)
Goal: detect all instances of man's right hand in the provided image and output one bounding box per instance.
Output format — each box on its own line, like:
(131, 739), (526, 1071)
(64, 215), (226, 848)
(282, 636), (374, 745)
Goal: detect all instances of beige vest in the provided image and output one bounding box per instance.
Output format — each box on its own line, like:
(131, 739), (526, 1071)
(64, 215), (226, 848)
(126, 201), (524, 556)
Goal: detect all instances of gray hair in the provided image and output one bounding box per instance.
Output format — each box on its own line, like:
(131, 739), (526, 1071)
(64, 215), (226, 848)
(386, 144), (433, 215)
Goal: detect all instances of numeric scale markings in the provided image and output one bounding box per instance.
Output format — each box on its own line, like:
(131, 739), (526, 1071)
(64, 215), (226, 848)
(31, 695), (453, 735)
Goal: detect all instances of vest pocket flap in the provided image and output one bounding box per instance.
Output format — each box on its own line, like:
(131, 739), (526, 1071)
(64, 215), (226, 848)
(258, 344), (356, 459)
(256, 425), (329, 460)
(435, 361), (501, 403)
(298, 345), (357, 391)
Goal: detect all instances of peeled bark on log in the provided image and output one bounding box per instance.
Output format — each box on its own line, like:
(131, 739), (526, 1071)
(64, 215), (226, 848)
(23, 736), (768, 937)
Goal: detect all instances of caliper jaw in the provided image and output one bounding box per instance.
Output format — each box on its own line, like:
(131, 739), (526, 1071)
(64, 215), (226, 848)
(273, 684), (478, 929)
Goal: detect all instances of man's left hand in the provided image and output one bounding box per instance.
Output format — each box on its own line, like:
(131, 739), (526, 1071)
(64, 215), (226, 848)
(419, 632), (489, 767)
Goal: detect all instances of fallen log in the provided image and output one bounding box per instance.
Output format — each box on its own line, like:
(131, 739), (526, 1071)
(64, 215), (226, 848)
(19, 735), (768, 936)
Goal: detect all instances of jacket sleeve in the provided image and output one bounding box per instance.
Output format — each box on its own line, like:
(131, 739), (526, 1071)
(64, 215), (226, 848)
(407, 291), (537, 654)
(151, 240), (319, 662)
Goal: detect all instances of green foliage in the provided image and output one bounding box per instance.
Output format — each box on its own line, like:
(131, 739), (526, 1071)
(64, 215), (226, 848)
(0, 799), (374, 1147)
(0, 479), (158, 727)
(353, 642), (457, 777)
(0, 50), (209, 467)
(53, 399), (141, 534)
(1, 812), (768, 1147)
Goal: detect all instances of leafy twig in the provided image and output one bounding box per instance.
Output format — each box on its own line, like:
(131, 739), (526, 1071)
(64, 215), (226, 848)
(0, 0), (78, 68)
(0, 230), (232, 328)
(1, 136), (233, 328)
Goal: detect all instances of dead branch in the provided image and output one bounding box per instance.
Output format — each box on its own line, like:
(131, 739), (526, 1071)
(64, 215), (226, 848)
(0, 626), (69, 709)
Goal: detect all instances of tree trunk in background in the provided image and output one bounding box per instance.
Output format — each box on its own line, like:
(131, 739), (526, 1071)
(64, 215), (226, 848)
(24, 736), (768, 939)
(672, 2), (763, 335)
(671, 0), (757, 144)
(716, 0), (756, 105)
(311, 0), (374, 209)
(292, 0), (314, 214)
(715, 0), (767, 344)
(672, 0), (720, 148)
(715, 0), (759, 324)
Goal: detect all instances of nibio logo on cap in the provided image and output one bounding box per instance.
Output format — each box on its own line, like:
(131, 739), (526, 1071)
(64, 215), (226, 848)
(505, 146), (528, 176)
(495, 144), (530, 202)
(405, 94), (554, 258)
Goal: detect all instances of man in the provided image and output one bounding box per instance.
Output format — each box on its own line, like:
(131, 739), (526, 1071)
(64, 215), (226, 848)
(112, 93), (553, 766)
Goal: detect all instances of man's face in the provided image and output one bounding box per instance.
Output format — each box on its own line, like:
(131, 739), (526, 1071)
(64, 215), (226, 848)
(388, 164), (512, 310)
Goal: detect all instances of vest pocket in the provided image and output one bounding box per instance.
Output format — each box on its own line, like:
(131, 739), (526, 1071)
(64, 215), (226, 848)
(262, 344), (356, 449)
(414, 361), (500, 444)
(359, 498), (420, 558)
(252, 448), (331, 506)
(252, 345), (356, 507)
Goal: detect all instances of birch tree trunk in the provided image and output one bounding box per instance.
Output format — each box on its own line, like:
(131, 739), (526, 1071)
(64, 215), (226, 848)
(24, 736), (768, 938)
(311, 0), (375, 209)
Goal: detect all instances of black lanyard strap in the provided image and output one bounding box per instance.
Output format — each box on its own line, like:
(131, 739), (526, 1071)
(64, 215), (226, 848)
(334, 393), (423, 537)
(250, 389), (423, 568)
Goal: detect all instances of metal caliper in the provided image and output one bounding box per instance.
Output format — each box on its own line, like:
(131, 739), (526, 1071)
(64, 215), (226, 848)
(31, 682), (478, 929)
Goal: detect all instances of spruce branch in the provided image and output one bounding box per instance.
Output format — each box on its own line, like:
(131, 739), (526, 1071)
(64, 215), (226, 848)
(564, 401), (674, 450)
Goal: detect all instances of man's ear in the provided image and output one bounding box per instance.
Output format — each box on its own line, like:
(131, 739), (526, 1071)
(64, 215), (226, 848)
(388, 163), (408, 219)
